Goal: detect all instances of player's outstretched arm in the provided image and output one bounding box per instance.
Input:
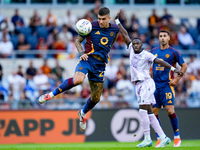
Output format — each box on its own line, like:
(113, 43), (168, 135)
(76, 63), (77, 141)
(75, 35), (88, 61)
(154, 58), (184, 76)
(115, 9), (131, 47)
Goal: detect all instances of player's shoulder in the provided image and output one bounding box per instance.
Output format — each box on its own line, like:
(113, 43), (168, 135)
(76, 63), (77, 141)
(91, 21), (99, 27)
(150, 46), (160, 53)
(168, 46), (181, 55)
(110, 23), (119, 29)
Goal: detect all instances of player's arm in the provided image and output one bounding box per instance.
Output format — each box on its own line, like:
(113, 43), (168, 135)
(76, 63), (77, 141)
(115, 9), (131, 47)
(172, 62), (187, 81)
(75, 35), (88, 61)
(154, 58), (184, 76)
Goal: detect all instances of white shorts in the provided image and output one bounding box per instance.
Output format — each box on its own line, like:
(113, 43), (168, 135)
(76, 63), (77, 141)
(135, 78), (156, 105)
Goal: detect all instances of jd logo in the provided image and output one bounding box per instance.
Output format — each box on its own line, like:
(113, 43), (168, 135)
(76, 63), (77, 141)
(111, 109), (143, 142)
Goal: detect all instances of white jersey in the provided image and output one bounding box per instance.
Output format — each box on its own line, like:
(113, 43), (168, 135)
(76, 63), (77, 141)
(128, 43), (156, 82)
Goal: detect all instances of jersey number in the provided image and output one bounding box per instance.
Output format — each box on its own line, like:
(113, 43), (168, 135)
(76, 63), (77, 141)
(99, 71), (104, 77)
(165, 92), (172, 99)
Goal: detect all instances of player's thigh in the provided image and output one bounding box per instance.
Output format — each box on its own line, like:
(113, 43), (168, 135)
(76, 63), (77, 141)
(73, 71), (85, 85)
(153, 89), (162, 108)
(136, 79), (155, 105)
(165, 105), (175, 115)
(89, 80), (103, 103)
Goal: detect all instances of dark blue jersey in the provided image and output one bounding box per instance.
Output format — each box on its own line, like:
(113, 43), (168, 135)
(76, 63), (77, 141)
(151, 46), (185, 88)
(81, 21), (119, 63)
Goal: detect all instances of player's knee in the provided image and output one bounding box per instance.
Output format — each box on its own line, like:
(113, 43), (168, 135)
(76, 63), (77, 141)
(167, 109), (174, 115)
(73, 78), (84, 85)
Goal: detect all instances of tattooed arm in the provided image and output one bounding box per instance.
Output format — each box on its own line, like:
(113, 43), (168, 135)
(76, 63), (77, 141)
(75, 35), (88, 61)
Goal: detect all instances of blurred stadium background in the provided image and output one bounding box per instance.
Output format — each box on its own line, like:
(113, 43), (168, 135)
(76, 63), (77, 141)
(0, 0), (200, 145)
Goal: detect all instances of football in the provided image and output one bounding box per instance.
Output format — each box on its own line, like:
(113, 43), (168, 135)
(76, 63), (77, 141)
(75, 19), (92, 36)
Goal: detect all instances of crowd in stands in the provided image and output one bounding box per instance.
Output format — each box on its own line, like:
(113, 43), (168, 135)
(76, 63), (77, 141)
(0, 54), (200, 110)
(0, 1), (200, 59)
(0, 0), (200, 110)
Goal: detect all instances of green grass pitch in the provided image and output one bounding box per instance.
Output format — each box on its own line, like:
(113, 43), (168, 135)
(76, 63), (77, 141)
(0, 140), (200, 150)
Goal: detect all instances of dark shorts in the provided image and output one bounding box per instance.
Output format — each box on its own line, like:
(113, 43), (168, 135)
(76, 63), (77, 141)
(153, 84), (175, 108)
(75, 55), (106, 83)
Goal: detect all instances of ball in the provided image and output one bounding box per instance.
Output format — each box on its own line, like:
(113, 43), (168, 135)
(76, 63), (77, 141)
(75, 19), (92, 36)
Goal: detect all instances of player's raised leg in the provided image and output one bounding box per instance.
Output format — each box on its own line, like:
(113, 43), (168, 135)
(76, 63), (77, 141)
(38, 71), (85, 104)
(78, 81), (103, 130)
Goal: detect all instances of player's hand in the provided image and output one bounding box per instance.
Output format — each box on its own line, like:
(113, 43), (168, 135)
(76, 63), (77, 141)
(174, 69), (184, 77)
(168, 78), (179, 86)
(80, 54), (88, 61)
(115, 8), (122, 20)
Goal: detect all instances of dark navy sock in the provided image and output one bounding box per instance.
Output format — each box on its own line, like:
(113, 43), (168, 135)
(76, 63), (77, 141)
(169, 113), (180, 136)
(52, 78), (75, 96)
(155, 115), (161, 138)
(82, 97), (98, 114)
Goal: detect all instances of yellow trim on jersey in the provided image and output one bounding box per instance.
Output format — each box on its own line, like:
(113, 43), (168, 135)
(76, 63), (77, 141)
(170, 86), (175, 97)
(169, 70), (172, 80)
(88, 43), (95, 55)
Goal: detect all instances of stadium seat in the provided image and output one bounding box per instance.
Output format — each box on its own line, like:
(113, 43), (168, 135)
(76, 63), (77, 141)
(10, 35), (19, 49)
(27, 35), (38, 49)
(138, 26), (149, 35)
(188, 28), (199, 42)
(16, 27), (32, 38)
(197, 18), (200, 34)
(36, 26), (48, 41)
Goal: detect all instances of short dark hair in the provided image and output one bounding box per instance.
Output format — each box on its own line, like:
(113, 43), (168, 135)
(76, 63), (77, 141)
(159, 30), (170, 35)
(98, 7), (110, 16)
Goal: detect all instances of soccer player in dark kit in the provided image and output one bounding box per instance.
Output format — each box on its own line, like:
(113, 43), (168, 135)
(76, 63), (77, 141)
(38, 7), (119, 131)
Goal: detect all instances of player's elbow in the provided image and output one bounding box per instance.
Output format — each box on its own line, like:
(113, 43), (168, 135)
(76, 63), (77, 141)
(181, 63), (187, 72)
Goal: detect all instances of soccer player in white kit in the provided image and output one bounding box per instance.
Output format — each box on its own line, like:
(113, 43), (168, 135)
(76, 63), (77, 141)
(115, 9), (184, 148)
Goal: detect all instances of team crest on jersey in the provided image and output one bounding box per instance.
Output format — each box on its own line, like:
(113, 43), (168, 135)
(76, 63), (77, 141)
(110, 32), (114, 37)
(79, 67), (83, 70)
(155, 54), (158, 57)
(165, 54), (170, 58)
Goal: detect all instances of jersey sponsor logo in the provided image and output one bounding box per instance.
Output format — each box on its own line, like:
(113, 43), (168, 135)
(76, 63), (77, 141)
(165, 54), (170, 58)
(100, 37), (108, 45)
(95, 31), (100, 35)
(168, 100), (172, 103)
(110, 32), (114, 37)
(156, 67), (164, 71)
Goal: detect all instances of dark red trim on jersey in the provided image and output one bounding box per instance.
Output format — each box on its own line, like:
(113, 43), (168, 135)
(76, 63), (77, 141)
(91, 21), (99, 27)
(169, 46), (181, 56)
(110, 23), (120, 29)
(85, 36), (93, 53)
(151, 46), (160, 53)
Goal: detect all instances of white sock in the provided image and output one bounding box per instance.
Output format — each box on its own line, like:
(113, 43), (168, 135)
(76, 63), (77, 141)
(81, 109), (86, 117)
(144, 134), (151, 141)
(174, 135), (180, 139)
(49, 92), (54, 98)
